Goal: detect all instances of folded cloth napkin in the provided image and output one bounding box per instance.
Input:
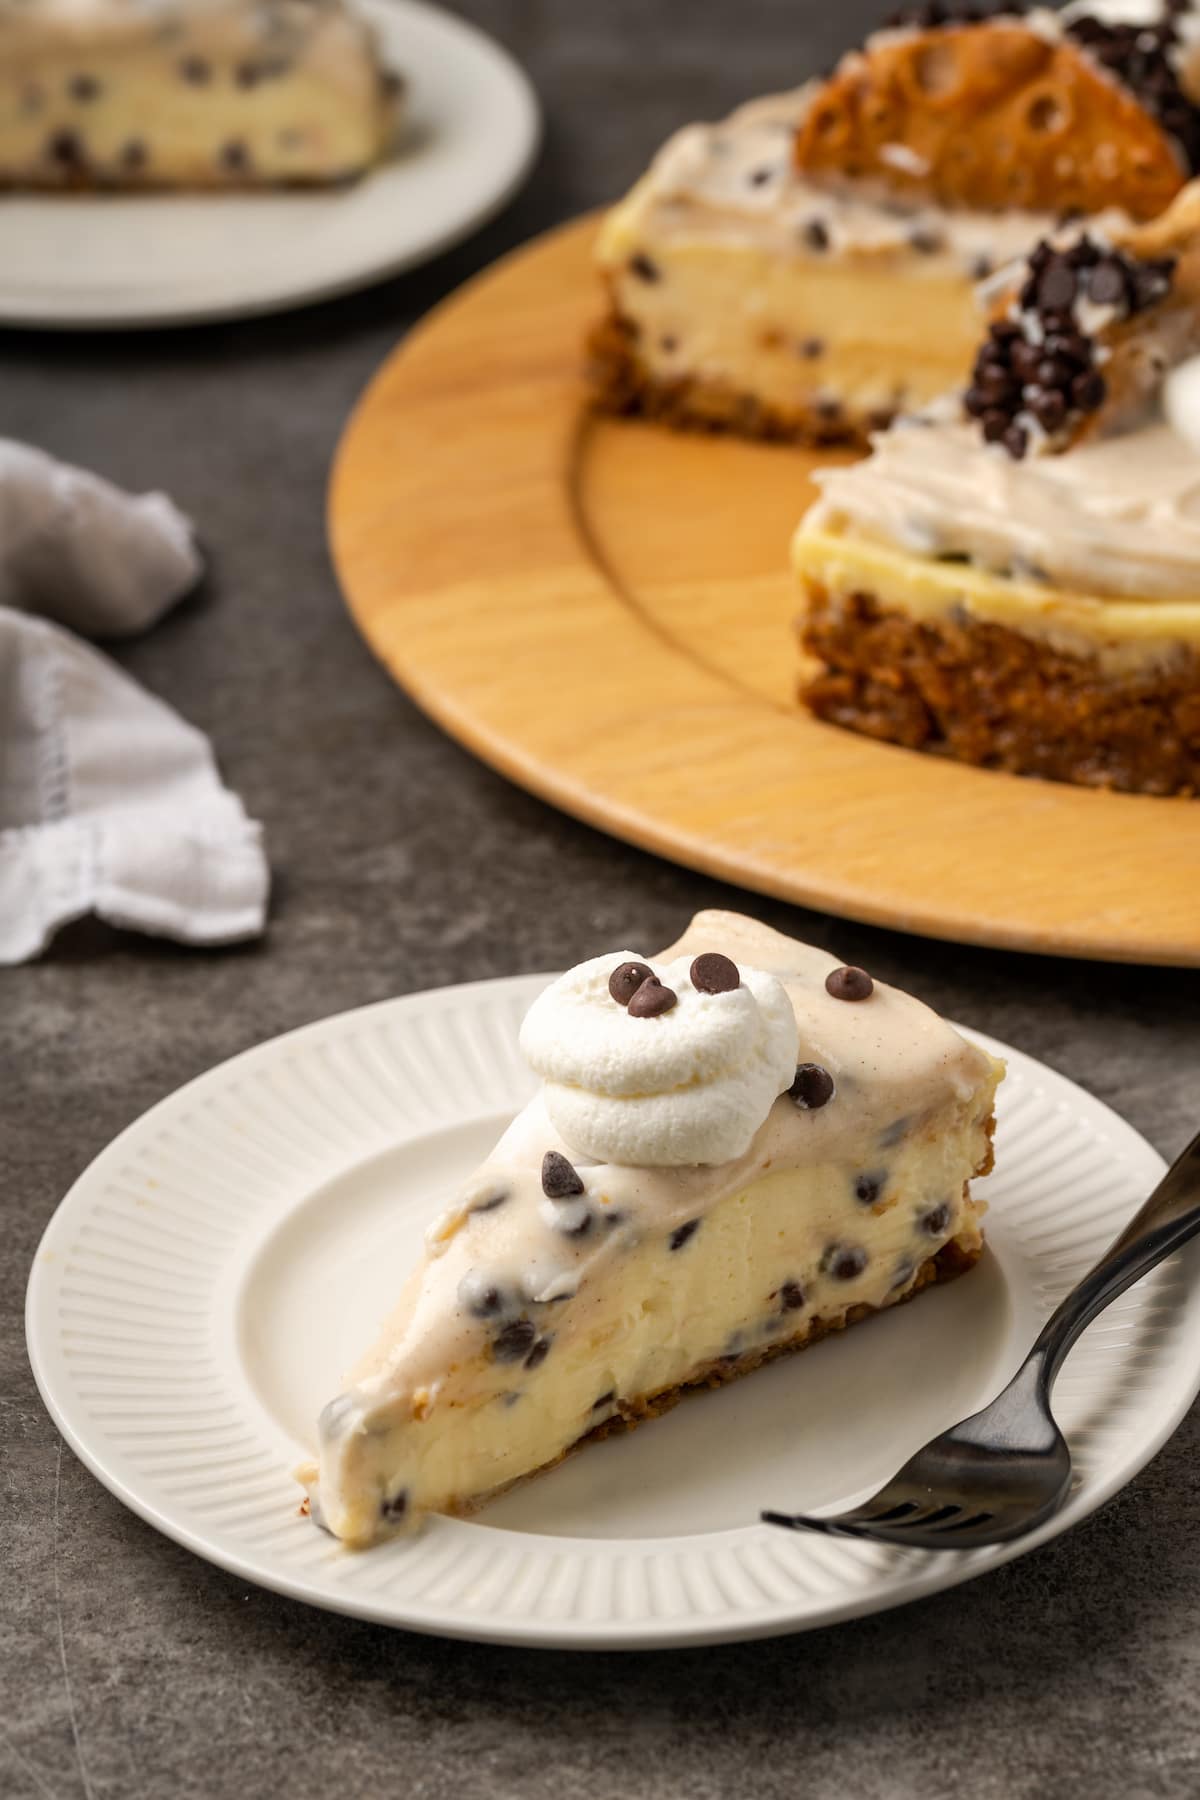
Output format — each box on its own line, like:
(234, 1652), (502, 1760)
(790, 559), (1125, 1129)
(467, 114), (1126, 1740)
(0, 438), (201, 637)
(0, 609), (269, 964)
(0, 443), (268, 964)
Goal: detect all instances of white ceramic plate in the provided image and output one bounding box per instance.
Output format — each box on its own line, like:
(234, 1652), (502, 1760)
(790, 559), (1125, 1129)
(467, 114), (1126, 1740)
(26, 975), (1198, 1649)
(0, 0), (539, 328)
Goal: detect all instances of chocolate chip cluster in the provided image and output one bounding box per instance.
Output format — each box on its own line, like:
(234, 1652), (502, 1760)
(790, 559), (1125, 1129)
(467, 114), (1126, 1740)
(1066, 7), (1200, 173)
(965, 236), (1175, 458)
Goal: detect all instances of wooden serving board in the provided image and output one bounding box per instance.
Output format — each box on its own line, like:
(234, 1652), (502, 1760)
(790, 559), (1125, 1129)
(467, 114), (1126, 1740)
(329, 215), (1200, 966)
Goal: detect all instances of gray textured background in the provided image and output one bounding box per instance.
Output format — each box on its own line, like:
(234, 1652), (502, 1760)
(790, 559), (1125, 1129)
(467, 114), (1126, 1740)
(5, 3), (1200, 1795)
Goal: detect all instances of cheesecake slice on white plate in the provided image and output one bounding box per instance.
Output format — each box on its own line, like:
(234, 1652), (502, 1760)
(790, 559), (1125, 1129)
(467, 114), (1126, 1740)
(0, 0), (400, 189)
(298, 912), (1003, 1546)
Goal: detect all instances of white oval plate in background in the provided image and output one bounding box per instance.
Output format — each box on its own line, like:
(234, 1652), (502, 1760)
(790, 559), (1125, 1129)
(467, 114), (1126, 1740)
(25, 975), (1198, 1648)
(0, 0), (540, 328)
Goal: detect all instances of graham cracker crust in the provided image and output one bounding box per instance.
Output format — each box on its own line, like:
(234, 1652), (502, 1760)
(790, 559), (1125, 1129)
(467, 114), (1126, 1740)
(801, 584), (1200, 796)
(448, 1226), (984, 1521)
(587, 307), (882, 448)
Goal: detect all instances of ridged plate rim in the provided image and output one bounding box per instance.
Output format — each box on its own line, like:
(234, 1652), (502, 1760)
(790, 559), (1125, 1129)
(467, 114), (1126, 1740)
(25, 973), (1197, 1649)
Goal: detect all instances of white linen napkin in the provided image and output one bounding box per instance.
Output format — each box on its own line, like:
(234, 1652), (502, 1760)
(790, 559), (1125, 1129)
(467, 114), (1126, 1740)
(0, 438), (201, 637)
(0, 443), (268, 963)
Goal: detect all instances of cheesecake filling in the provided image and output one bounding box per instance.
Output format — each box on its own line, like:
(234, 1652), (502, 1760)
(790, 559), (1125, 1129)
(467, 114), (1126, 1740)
(0, 0), (398, 185)
(300, 918), (1001, 1546)
(596, 88), (1077, 423)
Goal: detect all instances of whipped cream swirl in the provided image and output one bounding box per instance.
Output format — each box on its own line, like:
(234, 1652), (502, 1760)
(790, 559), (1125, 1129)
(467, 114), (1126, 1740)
(518, 951), (799, 1168)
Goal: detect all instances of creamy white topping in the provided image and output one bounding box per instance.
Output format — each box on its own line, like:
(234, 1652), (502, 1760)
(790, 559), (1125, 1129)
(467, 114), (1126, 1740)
(805, 409), (1200, 599)
(617, 88), (1065, 279)
(519, 951), (799, 1168)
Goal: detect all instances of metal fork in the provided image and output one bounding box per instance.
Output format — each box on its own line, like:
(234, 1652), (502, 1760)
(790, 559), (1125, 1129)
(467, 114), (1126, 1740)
(762, 1128), (1200, 1551)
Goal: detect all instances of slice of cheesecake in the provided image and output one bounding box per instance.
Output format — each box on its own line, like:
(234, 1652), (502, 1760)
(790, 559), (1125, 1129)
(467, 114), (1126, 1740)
(0, 0), (400, 190)
(298, 912), (1002, 1547)
(794, 184), (1200, 793)
(592, 4), (1200, 444)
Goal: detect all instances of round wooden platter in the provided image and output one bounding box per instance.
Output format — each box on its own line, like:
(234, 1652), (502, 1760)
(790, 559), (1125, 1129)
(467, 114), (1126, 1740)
(329, 214), (1200, 966)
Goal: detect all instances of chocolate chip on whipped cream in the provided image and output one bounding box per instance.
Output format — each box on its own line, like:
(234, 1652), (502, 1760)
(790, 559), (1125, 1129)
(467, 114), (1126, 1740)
(608, 960), (654, 1005)
(627, 975), (678, 1017)
(519, 949), (799, 1166)
(689, 951), (740, 994)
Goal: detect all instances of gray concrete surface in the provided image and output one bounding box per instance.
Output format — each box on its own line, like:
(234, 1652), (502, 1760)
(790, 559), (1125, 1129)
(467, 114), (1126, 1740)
(4, 3), (1200, 1795)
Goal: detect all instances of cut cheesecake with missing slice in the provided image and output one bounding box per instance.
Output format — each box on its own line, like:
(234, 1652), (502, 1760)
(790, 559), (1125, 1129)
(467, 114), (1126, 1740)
(592, 4), (1200, 444)
(298, 912), (1002, 1546)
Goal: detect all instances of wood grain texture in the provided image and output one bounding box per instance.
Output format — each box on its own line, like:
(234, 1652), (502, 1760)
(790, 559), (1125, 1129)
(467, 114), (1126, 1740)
(329, 214), (1200, 966)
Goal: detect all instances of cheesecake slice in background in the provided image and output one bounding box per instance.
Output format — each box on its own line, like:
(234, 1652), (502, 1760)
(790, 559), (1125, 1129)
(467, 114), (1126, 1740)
(591, 4), (1200, 444)
(0, 0), (400, 190)
(298, 912), (1002, 1546)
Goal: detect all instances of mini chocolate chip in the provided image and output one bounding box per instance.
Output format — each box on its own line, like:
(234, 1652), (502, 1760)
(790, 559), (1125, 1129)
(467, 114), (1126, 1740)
(990, 319), (1022, 343)
(380, 1488), (409, 1522)
(799, 336), (825, 358)
(909, 227), (943, 254)
(68, 74), (101, 102)
(825, 965), (873, 1002)
(524, 1335), (552, 1371)
(803, 218), (830, 252)
(542, 1150), (584, 1199)
(1030, 387), (1067, 432)
(1087, 257), (1129, 308)
(981, 410), (1009, 444)
(855, 1171), (886, 1206)
(749, 165), (774, 186)
(609, 960), (654, 1005)
(179, 55), (211, 84)
(788, 1063), (835, 1110)
(554, 1200), (593, 1239)
(1003, 423), (1029, 460)
(921, 1201), (952, 1235)
(1038, 262), (1077, 313)
(690, 952), (740, 995)
(816, 397), (842, 421)
(46, 129), (85, 168)
(890, 1257), (916, 1291)
(1011, 340), (1043, 384)
(669, 1219), (700, 1251)
(591, 1389), (616, 1411)
(660, 334), (678, 352)
(628, 976), (677, 1017)
(119, 138), (147, 170)
(629, 251), (661, 283)
(1072, 370), (1106, 410)
(219, 140), (250, 173)
(822, 1244), (868, 1281)
(970, 254), (993, 280)
(458, 1269), (510, 1318)
(492, 1318), (537, 1362)
(780, 1280), (806, 1312)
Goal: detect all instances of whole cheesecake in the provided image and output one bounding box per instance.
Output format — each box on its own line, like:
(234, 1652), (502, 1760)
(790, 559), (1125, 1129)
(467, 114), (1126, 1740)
(592, 3), (1200, 444)
(0, 0), (400, 189)
(298, 912), (1003, 1546)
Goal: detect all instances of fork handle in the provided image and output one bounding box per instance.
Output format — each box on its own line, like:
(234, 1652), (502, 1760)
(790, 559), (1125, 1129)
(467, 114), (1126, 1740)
(1033, 1127), (1200, 1391)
